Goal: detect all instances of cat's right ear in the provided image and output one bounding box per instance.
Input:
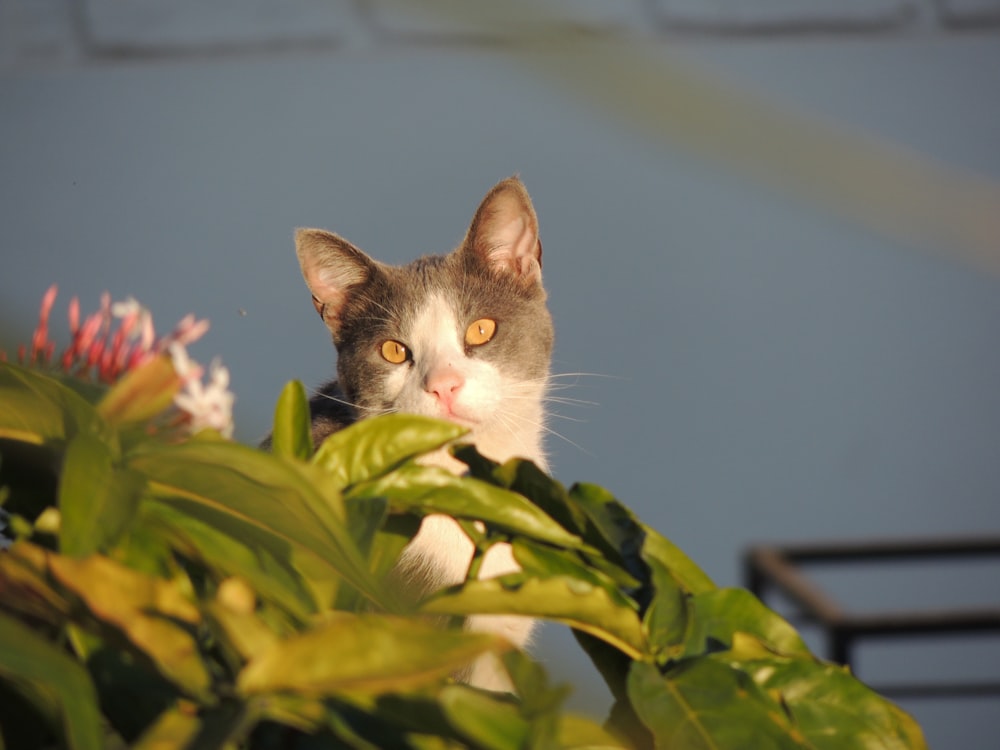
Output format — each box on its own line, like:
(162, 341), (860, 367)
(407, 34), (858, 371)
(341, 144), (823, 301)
(295, 228), (374, 334)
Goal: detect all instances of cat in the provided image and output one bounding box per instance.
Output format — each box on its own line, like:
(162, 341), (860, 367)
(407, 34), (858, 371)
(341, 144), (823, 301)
(291, 176), (553, 692)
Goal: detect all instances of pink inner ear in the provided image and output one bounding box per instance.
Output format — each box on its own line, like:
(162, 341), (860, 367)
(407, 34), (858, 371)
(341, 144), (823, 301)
(484, 208), (541, 280)
(517, 255), (539, 278)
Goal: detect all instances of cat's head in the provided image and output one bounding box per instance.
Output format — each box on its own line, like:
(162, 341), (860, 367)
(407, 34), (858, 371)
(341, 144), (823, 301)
(295, 177), (553, 467)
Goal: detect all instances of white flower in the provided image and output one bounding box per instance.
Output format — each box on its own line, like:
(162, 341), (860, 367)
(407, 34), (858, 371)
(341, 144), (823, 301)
(111, 295), (155, 349)
(169, 343), (235, 438)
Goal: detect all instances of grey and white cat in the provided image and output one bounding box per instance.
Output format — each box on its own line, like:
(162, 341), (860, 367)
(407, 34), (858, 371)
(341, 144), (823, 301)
(294, 177), (552, 691)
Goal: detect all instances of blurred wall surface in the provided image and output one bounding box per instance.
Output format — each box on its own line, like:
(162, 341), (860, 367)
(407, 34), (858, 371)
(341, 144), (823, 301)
(2, 2), (999, 747)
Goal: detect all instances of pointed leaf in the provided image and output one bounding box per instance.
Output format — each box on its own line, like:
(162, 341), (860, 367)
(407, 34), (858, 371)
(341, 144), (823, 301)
(140, 501), (317, 620)
(438, 685), (530, 750)
(350, 466), (588, 551)
(641, 552), (690, 662)
(512, 538), (638, 613)
(237, 613), (506, 696)
(680, 589), (811, 660)
(96, 355), (181, 426)
(422, 575), (645, 659)
(205, 602), (280, 664)
(270, 380), (312, 461)
(0, 611), (104, 750)
(0, 362), (108, 444)
(0, 542), (73, 625)
(628, 659), (808, 750)
(745, 657), (928, 750)
(130, 703), (200, 750)
(129, 441), (388, 609)
(555, 713), (629, 750)
(312, 413), (467, 490)
(59, 434), (144, 558)
(453, 446), (591, 539)
(641, 529), (716, 596)
(132, 700), (255, 750)
(7, 544), (213, 703)
(570, 482), (716, 596)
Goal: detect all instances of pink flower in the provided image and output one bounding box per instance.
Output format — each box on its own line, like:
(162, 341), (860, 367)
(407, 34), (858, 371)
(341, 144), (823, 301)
(6, 287), (232, 438)
(10, 287), (211, 385)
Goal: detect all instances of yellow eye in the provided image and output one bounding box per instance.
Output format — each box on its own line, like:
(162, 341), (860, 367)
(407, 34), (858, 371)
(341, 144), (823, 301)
(380, 340), (409, 364)
(465, 318), (496, 347)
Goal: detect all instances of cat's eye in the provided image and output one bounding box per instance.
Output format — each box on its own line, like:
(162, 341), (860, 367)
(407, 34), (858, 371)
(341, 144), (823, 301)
(465, 318), (497, 347)
(380, 340), (409, 364)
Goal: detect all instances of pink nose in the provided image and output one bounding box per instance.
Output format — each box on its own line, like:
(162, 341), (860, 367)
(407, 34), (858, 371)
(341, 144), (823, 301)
(425, 367), (464, 409)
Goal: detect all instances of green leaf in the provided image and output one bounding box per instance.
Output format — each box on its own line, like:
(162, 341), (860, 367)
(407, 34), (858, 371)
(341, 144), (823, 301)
(422, 575), (646, 659)
(565, 483), (648, 578)
(627, 659), (808, 750)
(7, 543), (213, 703)
(570, 483), (716, 597)
(555, 713), (628, 749)
(132, 700), (256, 750)
(0, 611), (104, 750)
(205, 602), (280, 666)
(365, 511), (422, 583)
(641, 554), (690, 662)
(95, 355), (180, 427)
(501, 650), (571, 717)
(141, 501), (318, 621)
(640, 530), (716, 597)
(128, 441), (389, 609)
(129, 703), (200, 750)
(0, 362), (108, 445)
(0, 542), (74, 626)
(499, 651), (574, 750)
(58, 434), (144, 558)
(335, 496), (394, 612)
(512, 538), (638, 614)
(350, 465), (589, 551)
(680, 589), (811, 661)
(237, 613), (506, 696)
(312, 414), (467, 490)
(270, 380), (313, 461)
(745, 657), (928, 750)
(438, 685), (530, 750)
(453, 447), (591, 540)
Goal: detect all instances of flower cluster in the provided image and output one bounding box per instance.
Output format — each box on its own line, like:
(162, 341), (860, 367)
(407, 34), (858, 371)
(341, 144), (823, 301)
(3, 285), (234, 438)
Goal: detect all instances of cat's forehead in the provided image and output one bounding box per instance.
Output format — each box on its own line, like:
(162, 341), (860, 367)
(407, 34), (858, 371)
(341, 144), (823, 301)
(379, 255), (459, 310)
(408, 292), (464, 352)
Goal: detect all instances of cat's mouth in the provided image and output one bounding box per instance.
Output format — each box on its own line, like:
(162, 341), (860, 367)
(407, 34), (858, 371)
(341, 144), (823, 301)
(435, 404), (479, 431)
(442, 411), (477, 430)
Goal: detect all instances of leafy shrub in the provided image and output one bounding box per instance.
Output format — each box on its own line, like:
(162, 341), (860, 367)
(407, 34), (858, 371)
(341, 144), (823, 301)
(0, 355), (927, 749)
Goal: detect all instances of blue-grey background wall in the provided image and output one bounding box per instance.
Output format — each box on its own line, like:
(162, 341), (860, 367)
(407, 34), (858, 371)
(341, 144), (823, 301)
(2, 2), (998, 747)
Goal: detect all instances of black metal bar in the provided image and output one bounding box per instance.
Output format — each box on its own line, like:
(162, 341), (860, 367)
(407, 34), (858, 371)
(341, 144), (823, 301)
(745, 546), (846, 626)
(743, 536), (1000, 696)
(829, 627), (852, 667)
(870, 681), (1000, 699)
(773, 535), (1000, 564)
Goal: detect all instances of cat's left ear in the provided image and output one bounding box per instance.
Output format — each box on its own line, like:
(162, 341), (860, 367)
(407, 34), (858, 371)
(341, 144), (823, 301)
(463, 176), (542, 285)
(295, 228), (376, 335)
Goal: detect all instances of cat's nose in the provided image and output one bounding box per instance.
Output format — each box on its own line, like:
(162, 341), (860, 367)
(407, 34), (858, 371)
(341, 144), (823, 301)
(425, 366), (465, 409)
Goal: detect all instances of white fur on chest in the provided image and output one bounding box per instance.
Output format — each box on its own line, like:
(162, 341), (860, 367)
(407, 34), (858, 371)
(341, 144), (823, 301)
(391, 294), (546, 692)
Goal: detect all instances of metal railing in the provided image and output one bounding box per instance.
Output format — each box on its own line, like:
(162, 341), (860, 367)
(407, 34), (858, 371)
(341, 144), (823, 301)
(744, 536), (1000, 698)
